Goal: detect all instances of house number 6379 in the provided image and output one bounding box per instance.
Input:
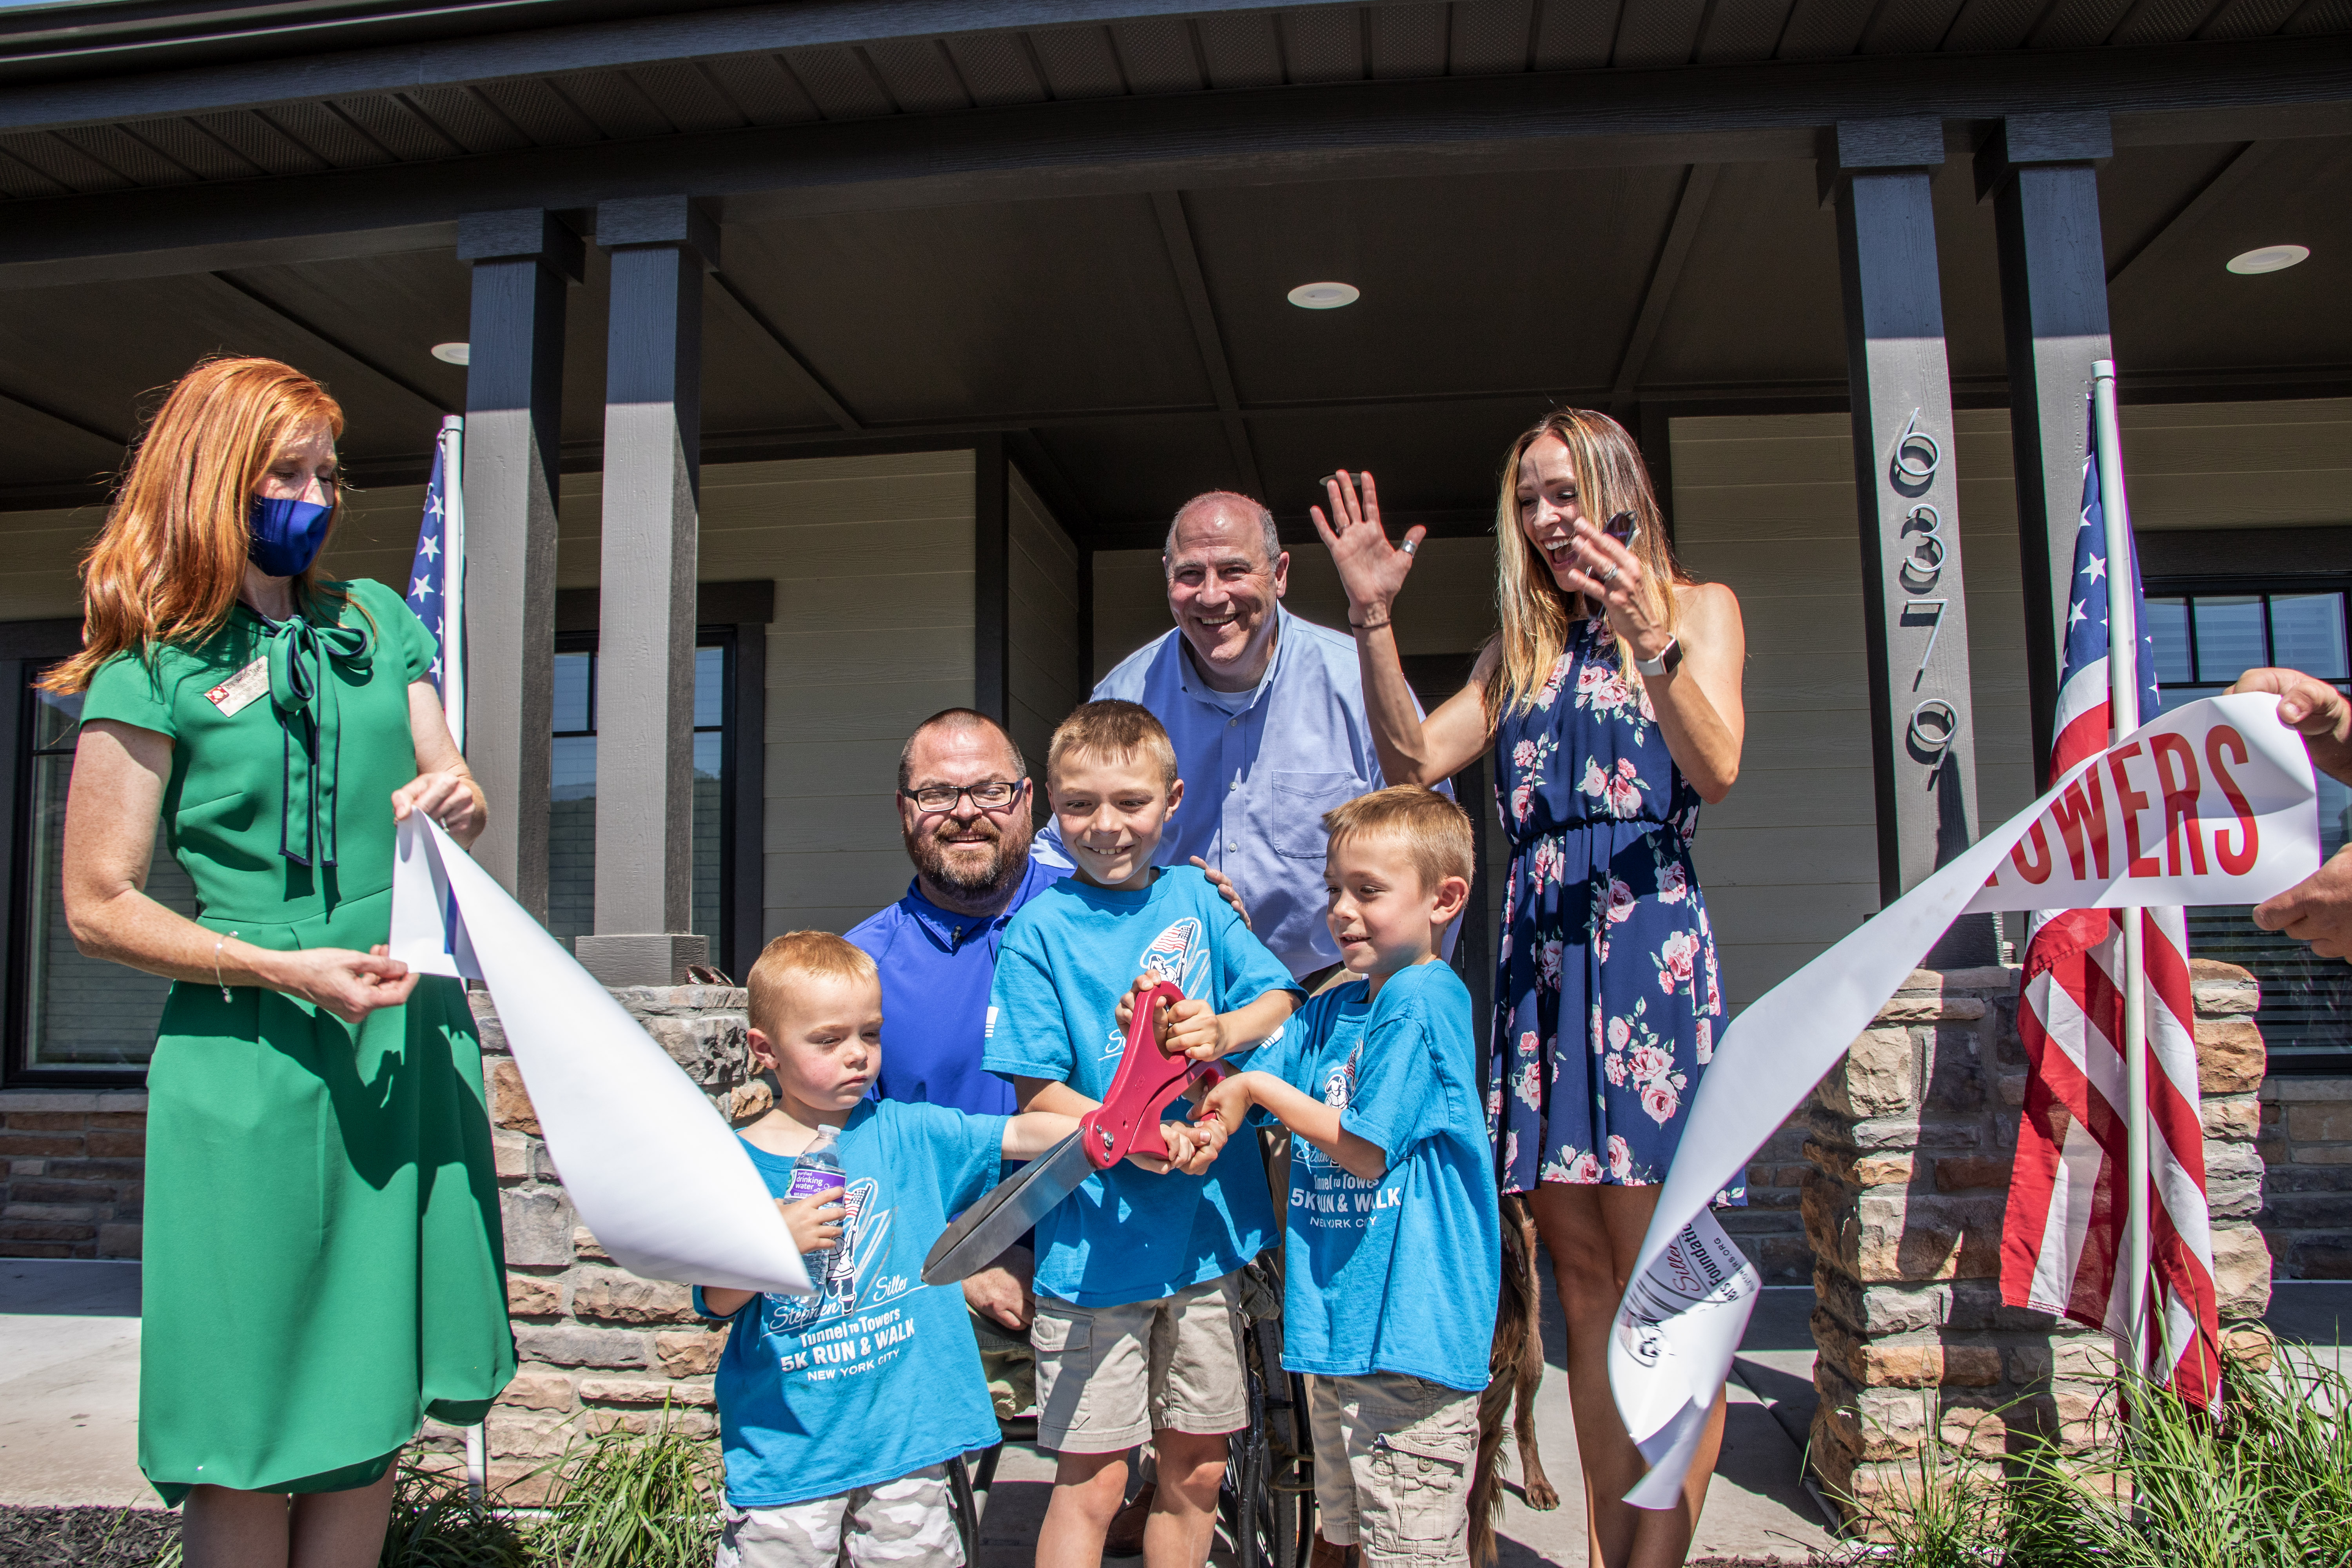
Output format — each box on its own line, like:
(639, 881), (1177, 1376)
(1891, 411), (1954, 755)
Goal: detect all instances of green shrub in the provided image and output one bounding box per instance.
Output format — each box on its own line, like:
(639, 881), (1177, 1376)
(1823, 1343), (2352, 1568)
(529, 1406), (723, 1568)
(378, 1462), (532, 1568)
(2009, 1345), (2352, 1568)
(1820, 1397), (2013, 1568)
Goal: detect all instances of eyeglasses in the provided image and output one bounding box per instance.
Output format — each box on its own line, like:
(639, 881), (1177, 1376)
(901, 780), (1023, 813)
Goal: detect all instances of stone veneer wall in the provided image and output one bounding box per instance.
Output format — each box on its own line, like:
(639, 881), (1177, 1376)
(1803, 960), (2272, 1525)
(423, 985), (767, 1499)
(1732, 1113), (1814, 1284)
(0, 1087), (149, 1257)
(2256, 1074), (2352, 1279)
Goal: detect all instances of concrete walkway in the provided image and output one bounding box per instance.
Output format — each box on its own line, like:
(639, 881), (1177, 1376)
(0, 1259), (145, 1509)
(7, 1256), (2346, 1565)
(967, 1278), (1837, 1568)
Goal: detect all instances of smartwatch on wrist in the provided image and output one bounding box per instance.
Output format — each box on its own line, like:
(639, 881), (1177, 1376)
(1635, 638), (1682, 679)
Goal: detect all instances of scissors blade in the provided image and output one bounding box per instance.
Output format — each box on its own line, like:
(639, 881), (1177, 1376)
(921, 1131), (1094, 1286)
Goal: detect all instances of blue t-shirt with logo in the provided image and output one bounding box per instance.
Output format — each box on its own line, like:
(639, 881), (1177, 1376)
(691, 1100), (1006, 1508)
(1256, 961), (1498, 1392)
(981, 864), (1300, 1307)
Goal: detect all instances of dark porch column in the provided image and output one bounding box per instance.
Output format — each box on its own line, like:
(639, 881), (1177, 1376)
(1979, 112), (2115, 781)
(456, 210), (580, 916)
(577, 195), (716, 987)
(1822, 120), (1993, 959)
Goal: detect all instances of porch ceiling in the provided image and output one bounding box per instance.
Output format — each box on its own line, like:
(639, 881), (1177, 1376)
(3, 0), (2349, 181)
(0, 123), (2344, 539)
(0, 6), (2344, 539)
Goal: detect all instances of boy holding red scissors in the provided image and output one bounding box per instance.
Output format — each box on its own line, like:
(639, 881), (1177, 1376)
(983, 700), (1303, 1568)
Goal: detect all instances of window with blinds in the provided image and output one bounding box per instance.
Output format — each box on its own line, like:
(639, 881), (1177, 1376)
(2145, 585), (2352, 1074)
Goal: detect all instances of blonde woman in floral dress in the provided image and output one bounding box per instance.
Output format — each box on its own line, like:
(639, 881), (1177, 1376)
(1312, 409), (1746, 1568)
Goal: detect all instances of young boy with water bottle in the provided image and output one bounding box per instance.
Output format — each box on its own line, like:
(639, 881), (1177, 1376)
(694, 931), (1218, 1568)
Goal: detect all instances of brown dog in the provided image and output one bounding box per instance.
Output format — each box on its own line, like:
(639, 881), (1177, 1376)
(1470, 1191), (1559, 1563)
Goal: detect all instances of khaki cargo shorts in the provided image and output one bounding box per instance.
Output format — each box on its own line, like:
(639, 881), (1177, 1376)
(969, 1304), (1036, 1421)
(1307, 1372), (1479, 1568)
(1031, 1269), (1249, 1453)
(715, 1463), (962, 1568)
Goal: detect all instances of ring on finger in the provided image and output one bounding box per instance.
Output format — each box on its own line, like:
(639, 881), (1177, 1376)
(1601, 564), (1621, 584)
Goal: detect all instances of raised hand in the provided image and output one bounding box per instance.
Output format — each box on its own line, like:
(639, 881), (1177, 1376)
(1310, 471), (1425, 622)
(1557, 515), (1670, 658)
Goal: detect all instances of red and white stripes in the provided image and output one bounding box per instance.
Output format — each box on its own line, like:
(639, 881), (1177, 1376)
(2003, 902), (2221, 1406)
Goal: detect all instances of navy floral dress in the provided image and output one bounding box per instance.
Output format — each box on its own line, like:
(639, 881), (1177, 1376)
(1488, 613), (1739, 1202)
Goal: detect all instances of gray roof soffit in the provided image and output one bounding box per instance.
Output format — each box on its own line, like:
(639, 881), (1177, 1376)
(3, 34), (2348, 293)
(0, 0), (1354, 132)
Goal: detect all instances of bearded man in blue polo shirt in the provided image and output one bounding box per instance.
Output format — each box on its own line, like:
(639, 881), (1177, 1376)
(851, 707), (1254, 1551)
(848, 708), (1064, 1343)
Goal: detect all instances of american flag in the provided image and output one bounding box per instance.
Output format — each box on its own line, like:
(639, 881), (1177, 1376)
(407, 416), (465, 746)
(1998, 393), (2221, 1407)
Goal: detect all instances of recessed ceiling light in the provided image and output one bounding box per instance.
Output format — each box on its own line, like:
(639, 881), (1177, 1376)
(431, 341), (471, 365)
(2226, 245), (2310, 275)
(1287, 281), (1360, 310)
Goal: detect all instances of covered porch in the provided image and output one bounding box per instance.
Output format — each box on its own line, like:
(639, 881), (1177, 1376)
(2, 0), (2350, 1533)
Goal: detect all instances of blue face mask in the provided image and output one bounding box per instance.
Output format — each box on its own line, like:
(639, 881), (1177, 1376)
(249, 494), (334, 578)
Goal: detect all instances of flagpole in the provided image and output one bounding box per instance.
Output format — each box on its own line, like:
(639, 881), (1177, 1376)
(427, 413), (483, 1498)
(439, 414), (467, 753)
(2092, 359), (2152, 1381)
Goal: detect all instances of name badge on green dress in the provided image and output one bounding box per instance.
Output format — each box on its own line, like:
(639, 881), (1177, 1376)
(205, 657), (270, 717)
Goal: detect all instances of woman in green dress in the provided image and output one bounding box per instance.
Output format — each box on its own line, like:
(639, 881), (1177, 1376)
(51, 357), (515, 1567)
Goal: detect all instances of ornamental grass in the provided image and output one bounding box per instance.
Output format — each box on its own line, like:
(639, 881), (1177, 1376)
(126, 1402), (720, 1568)
(526, 1403), (724, 1568)
(376, 1461), (534, 1568)
(1828, 1341), (2352, 1567)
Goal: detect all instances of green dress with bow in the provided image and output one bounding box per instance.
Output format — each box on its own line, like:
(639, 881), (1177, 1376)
(79, 579), (514, 1503)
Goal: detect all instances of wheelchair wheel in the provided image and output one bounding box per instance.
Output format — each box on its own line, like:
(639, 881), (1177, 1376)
(946, 1448), (986, 1562)
(1221, 1315), (1310, 1568)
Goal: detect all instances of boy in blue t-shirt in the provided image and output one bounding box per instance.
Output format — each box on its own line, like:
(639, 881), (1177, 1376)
(982, 699), (1304, 1568)
(694, 930), (1216, 1568)
(1198, 786), (1501, 1568)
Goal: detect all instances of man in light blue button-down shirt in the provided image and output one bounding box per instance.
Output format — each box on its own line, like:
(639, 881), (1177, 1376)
(1046, 492), (1447, 982)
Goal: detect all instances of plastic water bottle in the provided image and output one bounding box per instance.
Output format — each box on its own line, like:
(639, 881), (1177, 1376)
(785, 1124), (846, 1284)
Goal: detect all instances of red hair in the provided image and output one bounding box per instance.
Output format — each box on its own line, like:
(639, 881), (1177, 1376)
(45, 357), (345, 693)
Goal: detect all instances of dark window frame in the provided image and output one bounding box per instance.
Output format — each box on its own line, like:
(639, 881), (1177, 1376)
(2, 623), (123, 1087)
(2147, 572), (2352, 1077)
(0, 597), (768, 1086)
(548, 625), (744, 976)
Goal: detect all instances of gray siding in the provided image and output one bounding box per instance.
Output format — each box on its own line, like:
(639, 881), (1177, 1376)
(1006, 465), (1083, 775)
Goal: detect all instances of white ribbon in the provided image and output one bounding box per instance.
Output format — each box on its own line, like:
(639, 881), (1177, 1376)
(390, 815), (811, 1297)
(1611, 693), (2316, 1508)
